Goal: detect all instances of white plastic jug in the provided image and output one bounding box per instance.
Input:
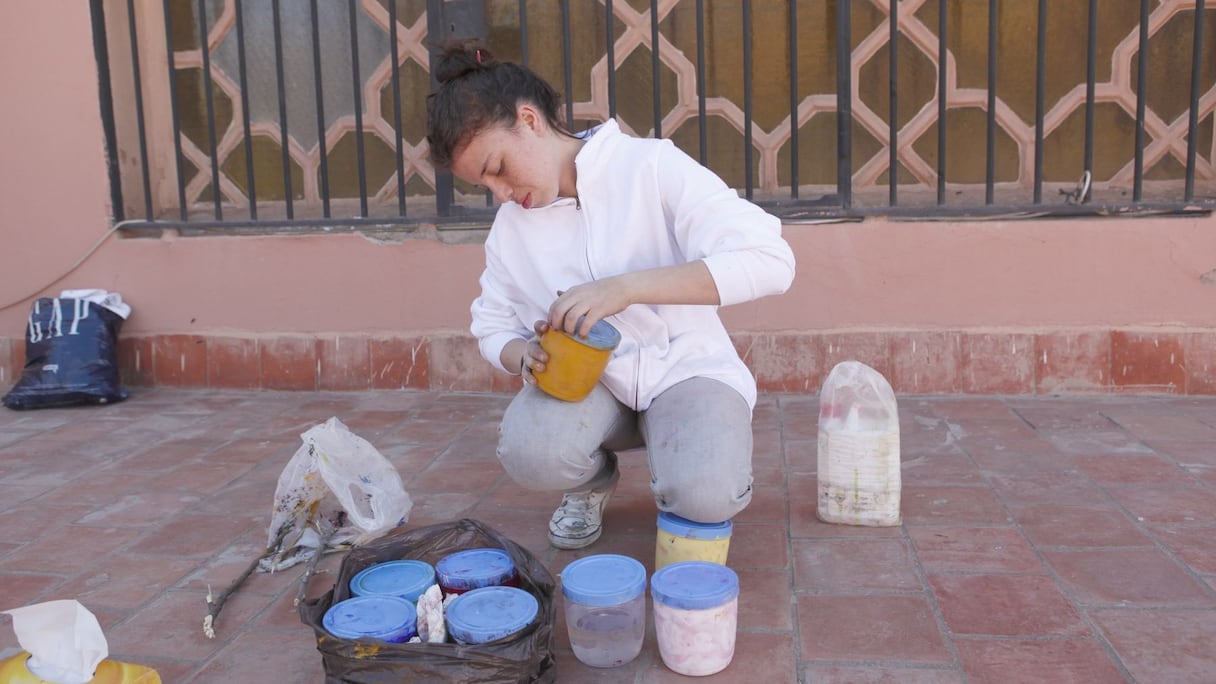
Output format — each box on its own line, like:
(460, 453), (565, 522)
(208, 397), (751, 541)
(817, 361), (901, 526)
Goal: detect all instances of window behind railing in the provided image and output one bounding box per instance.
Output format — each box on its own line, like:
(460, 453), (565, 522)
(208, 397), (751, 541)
(93, 0), (1215, 235)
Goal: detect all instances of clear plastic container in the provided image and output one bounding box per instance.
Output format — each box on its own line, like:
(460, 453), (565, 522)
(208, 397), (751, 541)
(445, 585), (539, 645)
(650, 561), (739, 676)
(817, 361), (902, 527)
(435, 547), (519, 595)
(323, 595), (417, 643)
(655, 512), (732, 571)
(349, 559), (436, 603)
(560, 554), (647, 668)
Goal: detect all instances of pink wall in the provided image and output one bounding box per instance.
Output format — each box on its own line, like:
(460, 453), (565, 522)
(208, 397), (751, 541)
(751, 216), (1216, 331)
(2, 2), (1215, 394)
(0, 2), (115, 320)
(5, 212), (1216, 338)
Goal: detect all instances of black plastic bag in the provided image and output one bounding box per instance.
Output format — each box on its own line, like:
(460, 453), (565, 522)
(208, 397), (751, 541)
(299, 519), (557, 684)
(4, 297), (128, 410)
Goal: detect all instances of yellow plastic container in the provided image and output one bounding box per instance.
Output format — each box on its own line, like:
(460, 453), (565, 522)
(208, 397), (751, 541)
(654, 513), (732, 571)
(0, 654), (161, 683)
(533, 320), (620, 402)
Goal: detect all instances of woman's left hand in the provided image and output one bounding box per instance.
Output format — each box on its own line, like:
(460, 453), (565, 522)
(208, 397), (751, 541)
(548, 276), (633, 337)
(549, 263), (720, 337)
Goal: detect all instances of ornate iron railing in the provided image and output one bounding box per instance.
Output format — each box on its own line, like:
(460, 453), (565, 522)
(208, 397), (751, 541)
(92, 0), (1215, 235)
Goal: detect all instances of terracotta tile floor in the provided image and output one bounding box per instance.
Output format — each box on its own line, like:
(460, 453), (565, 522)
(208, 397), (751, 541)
(2, 388), (1216, 683)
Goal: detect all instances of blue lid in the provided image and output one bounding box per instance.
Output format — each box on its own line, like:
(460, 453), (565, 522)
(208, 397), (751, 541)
(445, 586), (539, 644)
(569, 318), (621, 351)
(561, 554), (647, 606)
(350, 560), (436, 603)
(650, 561), (739, 611)
(436, 548), (516, 591)
(323, 595), (417, 641)
(657, 512), (733, 540)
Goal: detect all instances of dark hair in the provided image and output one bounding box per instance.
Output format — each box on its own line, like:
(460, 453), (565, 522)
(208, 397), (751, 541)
(425, 40), (570, 170)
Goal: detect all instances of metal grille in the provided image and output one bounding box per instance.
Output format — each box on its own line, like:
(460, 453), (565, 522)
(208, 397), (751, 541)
(92, 0), (1215, 235)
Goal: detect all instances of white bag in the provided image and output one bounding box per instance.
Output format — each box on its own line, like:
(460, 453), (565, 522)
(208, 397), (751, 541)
(817, 361), (901, 526)
(262, 417), (412, 570)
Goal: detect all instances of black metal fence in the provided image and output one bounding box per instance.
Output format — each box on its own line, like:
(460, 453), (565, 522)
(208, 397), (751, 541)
(93, 0), (1214, 234)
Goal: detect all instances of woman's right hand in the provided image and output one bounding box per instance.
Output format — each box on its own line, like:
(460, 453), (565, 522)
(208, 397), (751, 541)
(520, 320), (551, 383)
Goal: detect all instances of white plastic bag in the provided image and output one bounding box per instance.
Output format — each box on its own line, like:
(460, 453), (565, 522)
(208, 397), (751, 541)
(817, 361), (901, 526)
(262, 417), (412, 570)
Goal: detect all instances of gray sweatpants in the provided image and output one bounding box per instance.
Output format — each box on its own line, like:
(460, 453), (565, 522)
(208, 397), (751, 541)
(497, 376), (753, 523)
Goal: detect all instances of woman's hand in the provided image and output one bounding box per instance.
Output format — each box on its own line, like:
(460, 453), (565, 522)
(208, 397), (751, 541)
(519, 320), (551, 383)
(548, 263), (721, 337)
(548, 277), (635, 337)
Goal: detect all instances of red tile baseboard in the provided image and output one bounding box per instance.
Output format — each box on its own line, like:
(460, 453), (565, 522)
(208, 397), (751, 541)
(2, 330), (1213, 395)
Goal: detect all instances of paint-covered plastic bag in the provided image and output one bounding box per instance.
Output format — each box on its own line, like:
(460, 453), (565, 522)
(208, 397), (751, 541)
(817, 361), (902, 526)
(261, 417), (412, 571)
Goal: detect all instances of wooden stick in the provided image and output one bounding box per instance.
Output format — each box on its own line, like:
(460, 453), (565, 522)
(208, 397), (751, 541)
(203, 524), (292, 639)
(294, 533), (339, 607)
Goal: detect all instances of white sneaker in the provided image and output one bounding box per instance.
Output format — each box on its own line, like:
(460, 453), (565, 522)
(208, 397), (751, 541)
(548, 467), (620, 550)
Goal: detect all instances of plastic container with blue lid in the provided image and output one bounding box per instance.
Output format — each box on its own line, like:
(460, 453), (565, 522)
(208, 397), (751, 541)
(534, 319), (622, 402)
(561, 554), (647, 668)
(445, 585), (539, 645)
(435, 547), (518, 595)
(322, 595), (418, 643)
(650, 561), (739, 676)
(655, 512), (733, 571)
(350, 560), (436, 603)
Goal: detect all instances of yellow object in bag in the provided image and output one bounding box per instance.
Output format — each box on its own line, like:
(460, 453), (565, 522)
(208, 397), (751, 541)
(0, 600), (160, 684)
(0, 654), (160, 683)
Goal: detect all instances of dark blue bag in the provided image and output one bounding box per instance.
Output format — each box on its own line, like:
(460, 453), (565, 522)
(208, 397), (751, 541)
(3, 296), (129, 410)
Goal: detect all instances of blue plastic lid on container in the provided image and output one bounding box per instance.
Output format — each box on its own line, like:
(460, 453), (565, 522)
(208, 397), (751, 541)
(436, 548), (516, 591)
(350, 560), (436, 603)
(657, 512), (733, 540)
(561, 554), (647, 606)
(323, 595), (417, 642)
(650, 561), (740, 611)
(570, 318), (621, 351)
(446, 586), (539, 644)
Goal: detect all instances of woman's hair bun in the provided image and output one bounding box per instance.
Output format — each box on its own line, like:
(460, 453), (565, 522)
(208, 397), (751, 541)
(425, 39), (570, 170)
(433, 39), (498, 84)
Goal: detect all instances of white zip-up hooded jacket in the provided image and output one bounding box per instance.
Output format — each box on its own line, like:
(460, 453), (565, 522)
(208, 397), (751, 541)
(470, 119), (795, 411)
